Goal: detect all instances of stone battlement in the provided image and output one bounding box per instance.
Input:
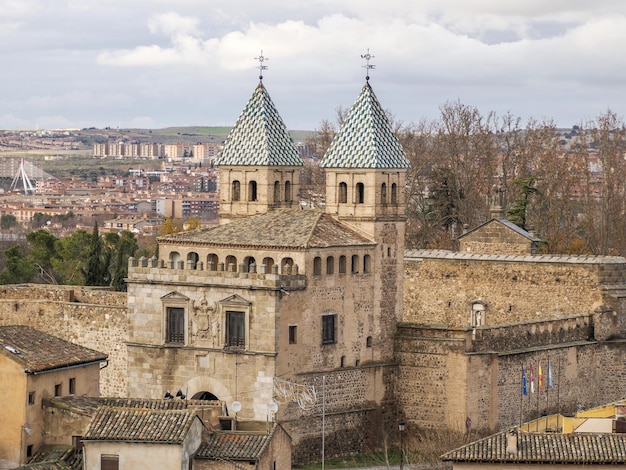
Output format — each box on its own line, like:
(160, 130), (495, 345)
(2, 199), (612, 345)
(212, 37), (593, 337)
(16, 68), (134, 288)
(127, 256), (307, 290)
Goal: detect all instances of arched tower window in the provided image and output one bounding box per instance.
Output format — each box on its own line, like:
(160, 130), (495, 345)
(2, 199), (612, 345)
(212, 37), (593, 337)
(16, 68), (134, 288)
(391, 183), (398, 204)
(274, 181), (281, 203)
(263, 257), (275, 273)
(207, 254), (218, 271)
(225, 255), (237, 272)
(244, 256), (256, 273)
(326, 256), (335, 275)
(313, 257), (322, 276)
(351, 255), (359, 274)
(356, 182), (365, 204)
(338, 255), (347, 274)
(248, 181), (257, 201)
(363, 254), (371, 273)
(339, 182), (348, 203)
(285, 181), (292, 202)
(281, 257), (294, 275)
(232, 181), (241, 202)
(381, 183), (387, 204)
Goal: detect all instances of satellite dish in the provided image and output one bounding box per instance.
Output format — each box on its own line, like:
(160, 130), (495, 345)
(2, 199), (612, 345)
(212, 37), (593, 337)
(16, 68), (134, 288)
(231, 401), (242, 413)
(268, 401), (278, 414)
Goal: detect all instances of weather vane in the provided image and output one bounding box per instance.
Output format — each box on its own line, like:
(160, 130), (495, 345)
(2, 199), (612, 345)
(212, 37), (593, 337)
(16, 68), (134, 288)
(255, 50), (269, 82)
(360, 49), (375, 81)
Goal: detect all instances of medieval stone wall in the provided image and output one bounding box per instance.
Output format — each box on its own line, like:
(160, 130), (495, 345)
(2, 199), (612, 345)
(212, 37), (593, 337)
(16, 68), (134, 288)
(403, 253), (625, 328)
(281, 364), (397, 466)
(397, 309), (626, 433)
(0, 285), (127, 397)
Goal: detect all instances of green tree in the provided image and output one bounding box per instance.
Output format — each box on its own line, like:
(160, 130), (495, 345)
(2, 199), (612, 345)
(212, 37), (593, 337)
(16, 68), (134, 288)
(507, 176), (539, 231)
(83, 222), (110, 286)
(0, 214), (17, 230)
(26, 230), (59, 284)
(109, 231), (139, 291)
(0, 245), (35, 284)
(53, 229), (91, 285)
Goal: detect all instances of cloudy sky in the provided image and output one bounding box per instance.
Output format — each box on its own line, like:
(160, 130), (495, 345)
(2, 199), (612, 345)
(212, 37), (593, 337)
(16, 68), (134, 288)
(1, 0), (626, 131)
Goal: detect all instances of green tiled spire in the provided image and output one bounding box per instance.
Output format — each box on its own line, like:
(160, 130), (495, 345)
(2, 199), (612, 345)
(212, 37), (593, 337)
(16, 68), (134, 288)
(217, 83), (303, 166)
(320, 82), (410, 169)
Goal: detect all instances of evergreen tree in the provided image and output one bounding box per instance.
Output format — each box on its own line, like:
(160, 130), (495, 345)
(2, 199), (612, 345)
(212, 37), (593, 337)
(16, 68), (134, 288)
(84, 222), (109, 286)
(507, 176), (539, 231)
(0, 245), (36, 284)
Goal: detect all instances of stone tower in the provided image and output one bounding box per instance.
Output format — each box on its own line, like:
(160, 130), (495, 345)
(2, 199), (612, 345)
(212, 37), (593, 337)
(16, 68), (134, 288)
(217, 81), (304, 224)
(320, 80), (410, 357)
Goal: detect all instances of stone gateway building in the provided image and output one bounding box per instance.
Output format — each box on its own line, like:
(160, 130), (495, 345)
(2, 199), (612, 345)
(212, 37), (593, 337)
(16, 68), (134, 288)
(5, 76), (626, 466)
(125, 78), (410, 463)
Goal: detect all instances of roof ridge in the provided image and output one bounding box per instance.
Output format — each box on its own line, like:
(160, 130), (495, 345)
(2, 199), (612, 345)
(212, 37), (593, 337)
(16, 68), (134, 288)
(217, 83), (303, 167)
(320, 81), (409, 169)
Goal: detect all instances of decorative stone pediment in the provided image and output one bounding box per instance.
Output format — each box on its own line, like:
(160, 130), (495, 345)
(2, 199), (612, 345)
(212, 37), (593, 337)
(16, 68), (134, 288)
(219, 294), (251, 306)
(160, 291), (189, 302)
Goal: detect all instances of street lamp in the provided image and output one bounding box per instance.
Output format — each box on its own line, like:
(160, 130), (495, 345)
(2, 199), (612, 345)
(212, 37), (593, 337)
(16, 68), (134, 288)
(398, 419), (405, 470)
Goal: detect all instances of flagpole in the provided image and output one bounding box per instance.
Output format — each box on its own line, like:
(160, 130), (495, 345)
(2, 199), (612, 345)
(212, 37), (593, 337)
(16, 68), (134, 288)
(536, 361), (540, 432)
(520, 365), (523, 427)
(557, 356), (561, 432)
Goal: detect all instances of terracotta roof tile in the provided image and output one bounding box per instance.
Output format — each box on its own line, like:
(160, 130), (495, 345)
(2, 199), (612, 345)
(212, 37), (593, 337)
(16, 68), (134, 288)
(83, 406), (199, 443)
(442, 429), (626, 463)
(320, 82), (410, 169)
(45, 396), (221, 416)
(158, 209), (375, 249)
(0, 325), (107, 373)
(196, 430), (272, 460)
(217, 83), (303, 167)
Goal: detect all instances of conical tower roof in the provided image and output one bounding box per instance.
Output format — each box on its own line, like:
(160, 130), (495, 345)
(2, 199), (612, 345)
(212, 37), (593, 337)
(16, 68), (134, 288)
(217, 83), (303, 167)
(320, 82), (410, 169)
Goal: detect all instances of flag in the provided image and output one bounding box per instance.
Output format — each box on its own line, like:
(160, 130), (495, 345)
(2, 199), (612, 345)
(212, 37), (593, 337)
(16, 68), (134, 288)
(548, 359), (554, 389)
(539, 362), (543, 392)
(522, 366), (528, 396)
(530, 364), (535, 393)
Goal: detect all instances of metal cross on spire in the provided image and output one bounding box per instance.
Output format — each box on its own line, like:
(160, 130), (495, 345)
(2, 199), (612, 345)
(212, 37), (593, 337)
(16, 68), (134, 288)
(360, 49), (375, 81)
(255, 50), (269, 82)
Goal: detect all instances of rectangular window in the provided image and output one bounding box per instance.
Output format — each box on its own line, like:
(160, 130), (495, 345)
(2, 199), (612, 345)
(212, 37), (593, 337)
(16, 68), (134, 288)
(226, 311), (245, 348)
(28, 392), (35, 406)
(166, 307), (185, 344)
(101, 454), (119, 470)
(69, 377), (76, 395)
(54, 383), (62, 397)
(322, 314), (336, 344)
(289, 325), (297, 344)
(26, 445), (33, 459)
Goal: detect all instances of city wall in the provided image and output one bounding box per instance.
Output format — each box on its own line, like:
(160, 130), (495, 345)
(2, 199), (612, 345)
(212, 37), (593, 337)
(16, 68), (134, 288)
(0, 284), (127, 397)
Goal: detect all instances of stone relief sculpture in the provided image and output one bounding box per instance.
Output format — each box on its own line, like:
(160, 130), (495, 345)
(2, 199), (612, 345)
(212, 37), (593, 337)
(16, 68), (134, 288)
(191, 296), (219, 346)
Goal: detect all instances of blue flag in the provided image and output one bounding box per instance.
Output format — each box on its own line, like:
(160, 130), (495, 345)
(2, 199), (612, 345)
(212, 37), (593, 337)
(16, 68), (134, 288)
(548, 359), (553, 389)
(522, 365), (528, 396)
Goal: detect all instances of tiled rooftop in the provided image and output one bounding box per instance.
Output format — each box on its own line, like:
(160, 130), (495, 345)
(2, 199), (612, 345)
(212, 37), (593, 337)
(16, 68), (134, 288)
(158, 208), (375, 249)
(83, 406), (199, 443)
(196, 430), (273, 461)
(45, 396), (221, 416)
(18, 445), (82, 470)
(442, 429), (626, 463)
(320, 81), (410, 169)
(0, 325), (107, 373)
(217, 83), (303, 167)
